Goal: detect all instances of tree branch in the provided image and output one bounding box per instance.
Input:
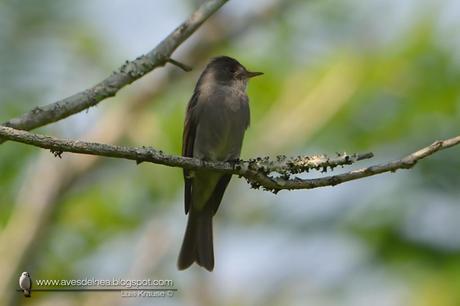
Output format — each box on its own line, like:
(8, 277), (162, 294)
(0, 0), (228, 144)
(2, 126), (458, 192)
(167, 58), (193, 72)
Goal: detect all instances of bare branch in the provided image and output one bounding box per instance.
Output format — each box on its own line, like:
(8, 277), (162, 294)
(1, 126), (458, 192)
(167, 58), (193, 72)
(0, 0), (228, 144)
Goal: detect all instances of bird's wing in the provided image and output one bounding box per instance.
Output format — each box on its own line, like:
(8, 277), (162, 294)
(209, 174), (232, 215)
(182, 91), (200, 214)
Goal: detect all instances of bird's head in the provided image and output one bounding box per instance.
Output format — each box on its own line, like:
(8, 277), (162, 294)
(199, 56), (263, 91)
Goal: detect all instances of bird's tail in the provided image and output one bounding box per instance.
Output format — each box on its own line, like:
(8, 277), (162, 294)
(177, 209), (214, 271)
(24, 290), (31, 298)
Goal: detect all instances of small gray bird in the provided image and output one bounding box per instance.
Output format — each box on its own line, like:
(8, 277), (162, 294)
(19, 271), (32, 297)
(178, 56), (262, 271)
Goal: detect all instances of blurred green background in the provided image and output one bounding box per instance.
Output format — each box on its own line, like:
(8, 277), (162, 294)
(1, 0), (460, 305)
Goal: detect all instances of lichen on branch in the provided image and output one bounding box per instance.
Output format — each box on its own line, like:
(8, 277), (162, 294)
(1, 126), (458, 193)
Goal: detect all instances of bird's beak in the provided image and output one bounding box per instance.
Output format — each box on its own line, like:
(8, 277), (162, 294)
(245, 71), (264, 78)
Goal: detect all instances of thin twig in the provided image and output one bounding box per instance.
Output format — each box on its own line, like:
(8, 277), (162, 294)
(0, 0), (228, 145)
(1, 126), (458, 193)
(167, 58), (193, 71)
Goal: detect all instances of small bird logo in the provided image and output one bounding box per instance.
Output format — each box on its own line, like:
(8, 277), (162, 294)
(19, 272), (32, 297)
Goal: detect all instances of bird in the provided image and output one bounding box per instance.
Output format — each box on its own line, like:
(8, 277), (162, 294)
(19, 271), (32, 297)
(178, 56), (263, 271)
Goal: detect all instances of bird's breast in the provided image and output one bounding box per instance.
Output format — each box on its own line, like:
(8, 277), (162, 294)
(193, 86), (249, 161)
